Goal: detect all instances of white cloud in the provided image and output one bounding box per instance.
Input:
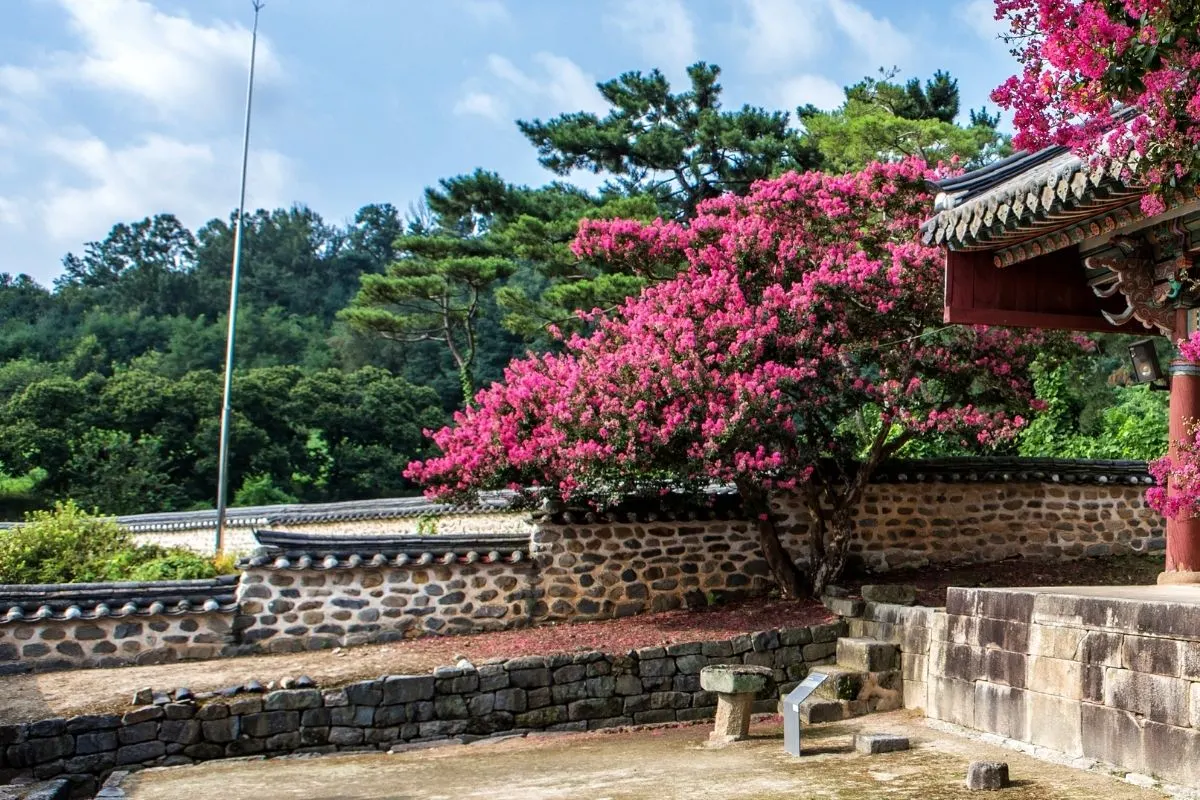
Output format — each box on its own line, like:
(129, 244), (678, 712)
(0, 66), (43, 97)
(606, 0), (696, 74)
(737, 0), (827, 73)
(454, 91), (504, 121)
(461, 0), (510, 25)
(778, 74), (845, 112)
(54, 0), (282, 119)
(0, 0), (295, 281)
(956, 0), (1008, 44)
(39, 134), (290, 243)
(457, 52), (606, 124)
(827, 0), (911, 66)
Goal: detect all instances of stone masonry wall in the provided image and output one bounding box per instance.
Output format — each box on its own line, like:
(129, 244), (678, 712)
(847, 589), (1200, 792)
(0, 620), (844, 795)
(531, 519), (772, 622)
(234, 561), (539, 653)
(0, 614), (235, 674)
(771, 483), (1162, 572)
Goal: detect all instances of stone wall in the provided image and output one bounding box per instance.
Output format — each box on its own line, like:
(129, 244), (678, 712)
(0, 620), (844, 795)
(0, 579), (239, 675)
(848, 588), (1200, 792)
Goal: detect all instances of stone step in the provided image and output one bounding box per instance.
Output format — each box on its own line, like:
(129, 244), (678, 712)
(803, 665), (903, 715)
(836, 637), (899, 672)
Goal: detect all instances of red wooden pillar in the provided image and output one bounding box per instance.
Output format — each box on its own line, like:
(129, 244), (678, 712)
(1162, 308), (1200, 583)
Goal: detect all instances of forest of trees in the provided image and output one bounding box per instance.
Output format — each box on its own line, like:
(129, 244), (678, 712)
(0, 64), (1168, 518)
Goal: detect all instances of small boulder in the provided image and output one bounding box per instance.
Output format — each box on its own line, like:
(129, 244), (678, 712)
(295, 675), (316, 689)
(966, 761), (1009, 791)
(853, 734), (909, 754)
(243, 680), (265, 694)
(280, 677), (296, 689)
(132, 687), (153, 705)
(860, 584), (918, 606)
(174, 687), (194, 703)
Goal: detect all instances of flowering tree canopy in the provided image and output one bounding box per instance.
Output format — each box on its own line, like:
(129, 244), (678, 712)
(992, 0), (1200, 212)
(407, 160), (1066, 597)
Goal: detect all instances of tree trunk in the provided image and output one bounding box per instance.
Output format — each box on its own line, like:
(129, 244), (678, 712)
(810, 509), (854, 598)
(737, 481), (806, 600)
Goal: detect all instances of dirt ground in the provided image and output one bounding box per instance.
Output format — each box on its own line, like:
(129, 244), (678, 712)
(0, 598), (832, 725)
(120, 711), (1167, 800)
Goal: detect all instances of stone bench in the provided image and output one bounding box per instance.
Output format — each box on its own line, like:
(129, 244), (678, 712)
(699, 664), (773, 743)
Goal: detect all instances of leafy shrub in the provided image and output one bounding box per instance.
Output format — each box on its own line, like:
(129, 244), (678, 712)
(0, 500), (132, 584)
(0, 500), (237, 584)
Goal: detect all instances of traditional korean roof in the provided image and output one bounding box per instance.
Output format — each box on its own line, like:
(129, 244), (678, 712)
(867, 457), (1152, 486)
(0, 575), (239, 624)
(0, 491), (521, 533)
(241, 530), (531, 571)
(921, 144), (1143, 253)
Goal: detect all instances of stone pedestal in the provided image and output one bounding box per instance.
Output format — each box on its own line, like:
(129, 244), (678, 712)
(1162, 356), (1200, 583)
(699, 665), (773, 744)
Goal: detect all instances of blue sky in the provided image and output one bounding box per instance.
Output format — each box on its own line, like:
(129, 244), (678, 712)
(0, 0), (1011, 284)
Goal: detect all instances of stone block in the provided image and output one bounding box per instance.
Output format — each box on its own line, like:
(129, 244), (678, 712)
(699, 665), (771, 694)
(801, 642), (836, 662)
(343, 680), (383, 706)
(823, 597), (864, 618)
(902, 679), (927, 711)
(836, 638), (898, 672)
(798, 700), (843, 724)
(965, 761), (1009, 791)
(973, 681), (1027, 741)
(200, 717), (239, 743)
(810, 623), (844, 643)
(328, 727), (364, 746)
(514, 706), (568, 728)
(854, 734), (909, 754)
(1025, 656), (1082, 700)
(241, 711), (299, 738)
(568, 697), (623, 721)
(1079, 631), (1123, 667)
(478, 665), (509, 692)
(74, 731), (117, 756)
(1027, 691), (1082, 757)
(494, 688), (527, 713)
(778, 627), (813, 647)
(65, 715), (120, 734)
(302, 708), (332, 727)
(434, 695), (469, 719)
(121, 706), (163, 726)
(382, 675), (434, 704)
(264, 689), (322, 712)
(1122, 635), (1180, 677)
(117, 721), (158, 745)
(639, 658), (675, 678)
(981, 649), (1026, 689)
(1142, 720), (1200, 788)
(860, 585), (916, 606)
(159, 720), (200, 745)
(926, 677), (974, 728)
(1104, 668), (1191, 727)
(509, 668), (552, 689)
(1027, 625), (1084, 661)
(1081, 702), (1143, 768)
(115, 741), (164, 765)
(436, 673), (479, 695)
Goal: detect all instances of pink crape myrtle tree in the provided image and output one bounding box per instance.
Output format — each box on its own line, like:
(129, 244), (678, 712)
(407, 160), (1071, 599)
(992, 0), (1200, 214)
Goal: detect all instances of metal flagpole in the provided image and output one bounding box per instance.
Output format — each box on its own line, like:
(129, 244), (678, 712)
(215, 0), (265, 554)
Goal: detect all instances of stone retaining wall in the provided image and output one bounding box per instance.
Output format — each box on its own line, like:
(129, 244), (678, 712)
(846, 588), (1200, 792)
(0, 621), (844, 795)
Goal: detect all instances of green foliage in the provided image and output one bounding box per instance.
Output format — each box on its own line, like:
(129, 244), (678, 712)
(0, 501), (129, 583)
(518, 62), (822, 216)
(234, 474), (298, 507)
(802, 69), (1010, 171)
(1018, 344), (1168, 461)
(0, 501), (235, 584)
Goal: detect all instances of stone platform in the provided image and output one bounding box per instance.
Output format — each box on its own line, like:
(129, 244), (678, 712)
(926, 584), (1200, 791)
